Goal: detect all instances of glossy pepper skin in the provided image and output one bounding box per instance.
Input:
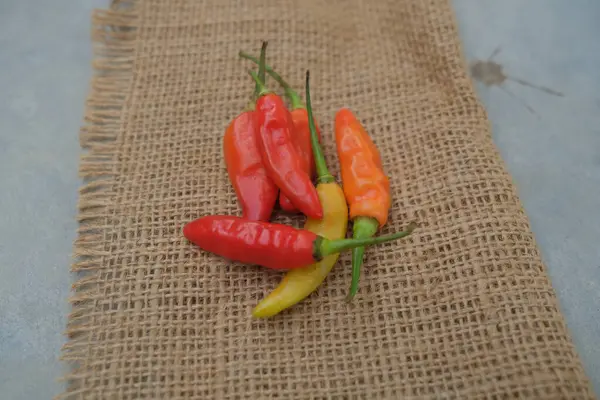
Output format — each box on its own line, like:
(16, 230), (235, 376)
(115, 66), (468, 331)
(223, 111), (278, 221)
(238, 52), (322, 213)
(183, 215), (316, 270)
(278, 108), (323, 212)
(183, 214), (415, 271)
(335, 108), (391, 227)
(288, 108), (321, 179)
(223, 42), (278, 221)
(252, 181), (348, 317)
(253, 87), (323, 219)
(253, 70), (342, 317)
(335, 108), (392, 300)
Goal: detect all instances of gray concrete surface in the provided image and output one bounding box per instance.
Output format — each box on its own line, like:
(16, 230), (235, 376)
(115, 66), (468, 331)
(0, 1), (106, 398)
(454, 1), (600, 394)
(0, 0), (598, 398)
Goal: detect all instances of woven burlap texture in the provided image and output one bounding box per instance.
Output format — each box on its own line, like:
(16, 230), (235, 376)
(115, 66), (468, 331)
(63, 0), (594, 398)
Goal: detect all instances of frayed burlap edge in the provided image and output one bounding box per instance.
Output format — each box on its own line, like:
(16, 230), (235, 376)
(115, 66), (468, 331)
(57, 1), (139, 398)
(55, 0), (596, 398)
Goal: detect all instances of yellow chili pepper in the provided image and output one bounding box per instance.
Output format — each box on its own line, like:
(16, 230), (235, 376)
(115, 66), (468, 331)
(252, 71), (348, 318)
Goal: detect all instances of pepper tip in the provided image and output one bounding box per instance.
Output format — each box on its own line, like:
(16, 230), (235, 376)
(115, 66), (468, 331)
(251, 305), (270, 319)
(182, 221), (192, 241)
(334, 107), (354, 123)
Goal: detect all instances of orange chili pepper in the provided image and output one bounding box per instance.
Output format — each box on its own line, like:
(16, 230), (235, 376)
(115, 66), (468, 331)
(335, 108), (392, 300)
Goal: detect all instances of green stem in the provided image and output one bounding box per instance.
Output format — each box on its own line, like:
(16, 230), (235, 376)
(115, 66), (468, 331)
(305, 70), (334, 184)
(248, 71), (270, 98)
(239, 51), (304, 110)
(259, 42), (267, 88)
(252, 41), (268, 100)
(245, 42), (268, 111)
(347, 217), (379, 301)
(316, 222), (417, 259)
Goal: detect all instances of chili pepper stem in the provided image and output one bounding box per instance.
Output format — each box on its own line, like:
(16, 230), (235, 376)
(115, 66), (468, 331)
(315, 222), (417, 260)
(247, 42), (270, 97)
(239, 51), (305, 110)
(346, 216), (379, 301)
(249, 70), (271, 98)
(305, 70), (334, 184)
(242, 42), (268, 111)
(258, 41), (267, 92)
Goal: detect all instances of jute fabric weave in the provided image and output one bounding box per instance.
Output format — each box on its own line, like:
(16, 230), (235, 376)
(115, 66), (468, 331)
(63, 0), (594, 398)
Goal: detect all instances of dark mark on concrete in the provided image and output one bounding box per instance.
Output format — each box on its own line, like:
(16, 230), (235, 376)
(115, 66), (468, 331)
(470, 60), (507, 86)
(497, 85), (537, 115)
(469, 46), (564, 116)
(508, 77), (564, 97)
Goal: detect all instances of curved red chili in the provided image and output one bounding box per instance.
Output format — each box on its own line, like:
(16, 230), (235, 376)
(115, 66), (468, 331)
(278, 108), (322, 212)
(183, 215), (416, 270)
(254, 93), (323, 219)
(223, 111), (278, 221)
(237, 52), (323, 214)
(247, 42), (323, 219)
(184, 215), (316, 270)
(223, 41), (278, 221)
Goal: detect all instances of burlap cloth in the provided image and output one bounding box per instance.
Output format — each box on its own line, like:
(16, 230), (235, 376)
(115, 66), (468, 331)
(63, 0), (594, 398)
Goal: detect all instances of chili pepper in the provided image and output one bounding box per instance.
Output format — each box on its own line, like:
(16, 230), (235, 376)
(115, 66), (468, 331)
(238, 52), (322, 214)
(335, 107), (392, 300)
(223, 42), (278, 221)
(183, 214), (415, 270)
(252, 70), (347, 317)
(248, 49), (322, 219)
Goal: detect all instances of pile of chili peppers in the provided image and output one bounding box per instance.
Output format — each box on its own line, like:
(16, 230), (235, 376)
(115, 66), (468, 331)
(183, 42), (416, 317)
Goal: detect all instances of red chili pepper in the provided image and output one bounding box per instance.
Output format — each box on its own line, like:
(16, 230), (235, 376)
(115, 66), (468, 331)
(254, 93), (324, 218)
(289, 108), (321, 179)
(279, 104), (322, 212)
(184, 215), (416, 270)
(248, 43), (323, 219)
(223, 43), (278, 221)
(238, 52), (322, 213)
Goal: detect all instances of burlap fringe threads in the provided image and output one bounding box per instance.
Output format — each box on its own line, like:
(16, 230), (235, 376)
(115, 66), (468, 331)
(59, 2), (138, 397)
